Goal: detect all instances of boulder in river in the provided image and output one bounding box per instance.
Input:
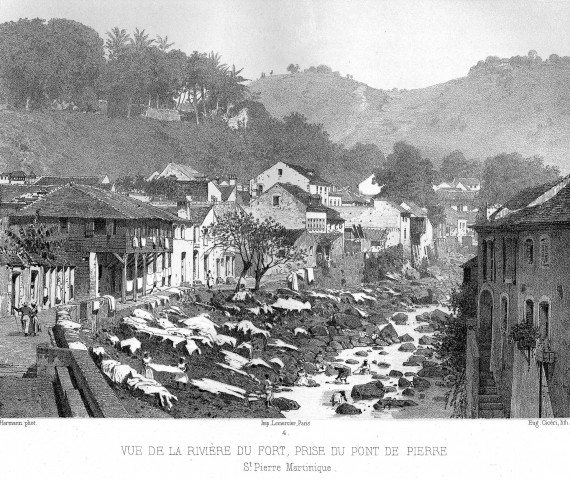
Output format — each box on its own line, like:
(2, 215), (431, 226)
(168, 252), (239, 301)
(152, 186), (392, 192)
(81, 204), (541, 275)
(374, 338), (390, 347)
(415, 325), (436, 333)
(388, 370), (403, 378)
(351, 381), (385, 400)
(379, 323), (399, 343)
(372, 374), (389, 380)
(419, 335), (436, 346)
(398, 377), (411, 388)
(407, 355), (427, 364)
(412, 376), (431, 391)
(414, 348), (434, 358)
(377, 362), (391, 369)
(373, 398), (418, 409)
(345, 359), (359, 365)
(336, 403), (362, 415)
(417, 366), (446, 378)
(398, 343), (416, 352)
(310, 325), (329, 336)
(384, 386), (397, 393)
(329, 341), (343, 351)
(430, 309), (449, 324)
(332, 314), (362, 330)
(402, 387), (416, 397)
(392, 313), (408, 325)
(402, 361), (420, 367)
(354, 350), (368, 357)
(272, 397), (301, 411)
(368, 314), (389, 325)
(399, 334), (414, 343)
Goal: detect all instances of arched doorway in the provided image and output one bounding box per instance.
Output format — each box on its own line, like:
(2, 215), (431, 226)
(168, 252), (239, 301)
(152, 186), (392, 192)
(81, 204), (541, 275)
(479, 290), (493, 354)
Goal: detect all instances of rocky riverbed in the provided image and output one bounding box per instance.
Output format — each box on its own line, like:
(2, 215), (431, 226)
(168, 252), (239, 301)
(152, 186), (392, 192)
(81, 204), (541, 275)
(71, 257), (465, 418)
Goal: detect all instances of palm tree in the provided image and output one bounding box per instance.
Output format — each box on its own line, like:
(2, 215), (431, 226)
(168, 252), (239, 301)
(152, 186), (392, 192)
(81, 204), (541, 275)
(130, 28), (155, 51)
(156, 35), (174, 52)
(105, 27), (131, 59)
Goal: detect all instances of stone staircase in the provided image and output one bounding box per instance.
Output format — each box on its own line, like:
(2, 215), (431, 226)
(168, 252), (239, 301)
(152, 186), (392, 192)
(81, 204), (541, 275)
(478, 354), (506, 419)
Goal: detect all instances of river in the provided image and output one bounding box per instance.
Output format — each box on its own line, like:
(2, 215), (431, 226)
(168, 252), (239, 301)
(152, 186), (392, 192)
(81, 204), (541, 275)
(281, 305), (452, 420)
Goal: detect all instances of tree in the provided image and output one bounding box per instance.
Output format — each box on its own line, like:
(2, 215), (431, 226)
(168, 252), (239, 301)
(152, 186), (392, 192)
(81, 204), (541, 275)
(479, 153), (560, 206)
(286, 64), (300, 74)
(156, 35), (174, 52)
(130, 28), (154, 51)
(372, 142), (443, 224)
(209, 210), (306, 291)
(0, 18), (104, 108)
(0, 222), (64, 261)
(438, 150), (481, 183)
(316, 64), (332, 74)
(105, 27), (131, 60)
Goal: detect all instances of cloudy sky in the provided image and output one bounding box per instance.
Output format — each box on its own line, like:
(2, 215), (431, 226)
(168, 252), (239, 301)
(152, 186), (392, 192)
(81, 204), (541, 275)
(2, 0), (570, 89)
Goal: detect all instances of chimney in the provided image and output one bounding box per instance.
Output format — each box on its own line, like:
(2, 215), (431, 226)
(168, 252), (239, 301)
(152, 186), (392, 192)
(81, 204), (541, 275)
(229, 175), (237, 186)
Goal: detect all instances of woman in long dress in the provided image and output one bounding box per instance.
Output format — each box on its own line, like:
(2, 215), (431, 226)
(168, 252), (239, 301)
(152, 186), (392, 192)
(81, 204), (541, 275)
(174, 357), (188, 389)
(141, 352), (154, 380)
(26, 302), (40, 336)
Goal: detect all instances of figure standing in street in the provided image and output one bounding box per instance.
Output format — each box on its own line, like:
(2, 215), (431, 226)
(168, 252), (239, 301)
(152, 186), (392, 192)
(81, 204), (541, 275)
(16, 302), (34, 336)
(263, 374), (274, 408)
(26, 302), (40, 336)
(206, 270), (214, 290)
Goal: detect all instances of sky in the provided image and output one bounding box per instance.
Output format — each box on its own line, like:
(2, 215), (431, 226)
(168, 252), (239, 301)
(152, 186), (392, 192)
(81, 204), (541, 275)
(1, 0), (570, 90)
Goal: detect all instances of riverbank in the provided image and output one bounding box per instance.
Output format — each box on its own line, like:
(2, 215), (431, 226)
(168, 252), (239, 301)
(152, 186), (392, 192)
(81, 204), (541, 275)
(62, 256), (464, 418)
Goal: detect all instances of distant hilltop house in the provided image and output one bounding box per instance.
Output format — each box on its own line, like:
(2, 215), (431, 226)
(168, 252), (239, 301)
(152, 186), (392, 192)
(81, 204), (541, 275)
(226, 108), (248, 130)
(358, 174), (381, 196)
(249, 161), (335, 206)
(34, 175), (111, 188)
(434, 177), (481, 192)
(147, 162), (207, 182)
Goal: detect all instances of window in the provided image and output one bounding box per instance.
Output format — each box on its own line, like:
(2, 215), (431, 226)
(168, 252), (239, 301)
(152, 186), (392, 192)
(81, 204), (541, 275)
(524, 238), (534, 264)
(257, 185), (263, 196)
(272, 195), (281, 206)
(525, 299), (535, 326)
(540, 236), (550, 267)
(539, 302), (549, 340)
(94, 218), (106, 235)
(85, 220), (94, 237)
(106, 220), (116, 236)
(501, 297), (508, 333)
(277, 168), (283, 176)
(487, 240), (496, 282)
(482, 240), (488, 279)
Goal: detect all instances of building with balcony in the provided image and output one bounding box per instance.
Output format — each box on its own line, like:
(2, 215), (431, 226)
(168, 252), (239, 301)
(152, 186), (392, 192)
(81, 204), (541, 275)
(8, 184), (191, 303)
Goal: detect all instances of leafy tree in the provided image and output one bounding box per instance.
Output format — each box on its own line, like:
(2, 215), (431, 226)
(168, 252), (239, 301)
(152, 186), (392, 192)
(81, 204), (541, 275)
(316, 64), (332, 74)
(0, 18), (104, 108)
(144, 176), (179, 198)
(130, 28), (154, 51)
(209, 210), (306, 291)
(0, 222), (64, 261)
(479, 153), (560, 206)
(438, 150), (481, 183)
(287, 64), (300, 74)
(373, 141), (443, 224)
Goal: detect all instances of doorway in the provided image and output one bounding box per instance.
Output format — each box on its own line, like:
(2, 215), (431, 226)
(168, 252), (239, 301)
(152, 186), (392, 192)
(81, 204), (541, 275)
(479, 290), (493, 352)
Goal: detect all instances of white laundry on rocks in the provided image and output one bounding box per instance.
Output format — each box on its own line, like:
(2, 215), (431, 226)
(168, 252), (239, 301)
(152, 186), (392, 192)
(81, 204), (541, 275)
(271, 297), (311, 312)
(120, 337), (142, 354)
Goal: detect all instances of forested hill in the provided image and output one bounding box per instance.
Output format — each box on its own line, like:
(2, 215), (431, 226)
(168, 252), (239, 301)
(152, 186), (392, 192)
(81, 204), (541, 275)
(0, 107), (384, 189)
(250, 57), (570, 172)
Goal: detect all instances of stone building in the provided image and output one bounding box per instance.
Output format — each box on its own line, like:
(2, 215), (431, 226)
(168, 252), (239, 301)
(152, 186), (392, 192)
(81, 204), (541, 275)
(249, 161), (334, 206)
(472, 175), (570, 418)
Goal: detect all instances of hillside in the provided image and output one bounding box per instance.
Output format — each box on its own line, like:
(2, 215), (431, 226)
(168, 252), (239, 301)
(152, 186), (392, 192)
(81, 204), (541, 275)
(250, 64), (570, 171)
(0, 110), (268, 182)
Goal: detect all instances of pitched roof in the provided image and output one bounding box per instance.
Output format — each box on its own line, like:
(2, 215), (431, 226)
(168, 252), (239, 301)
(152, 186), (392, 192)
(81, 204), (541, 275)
(161, 162), (204, 180)
(278, 183), (321, 207)
(453, 177), (480, 187)
(362, 228), (391, 242)
(284, 162), (332, 186)
(312, 232), (342, 246)
(336, 188), (371, 205)
(185, 204), (213, 224)
(218, 185), (236, 202)
(436, 189), (479, 202)
(10, 184), (183, 222)
(282, 228), (310, 245)
(501, 180), (561, 211)
(477, 182), (570, 230)
(34, 176), (108, 187)
(461, 256), (478, 269)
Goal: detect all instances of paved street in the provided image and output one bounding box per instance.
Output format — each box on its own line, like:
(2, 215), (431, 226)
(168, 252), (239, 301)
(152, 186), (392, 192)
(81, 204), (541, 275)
(0, 310), (54, 378)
